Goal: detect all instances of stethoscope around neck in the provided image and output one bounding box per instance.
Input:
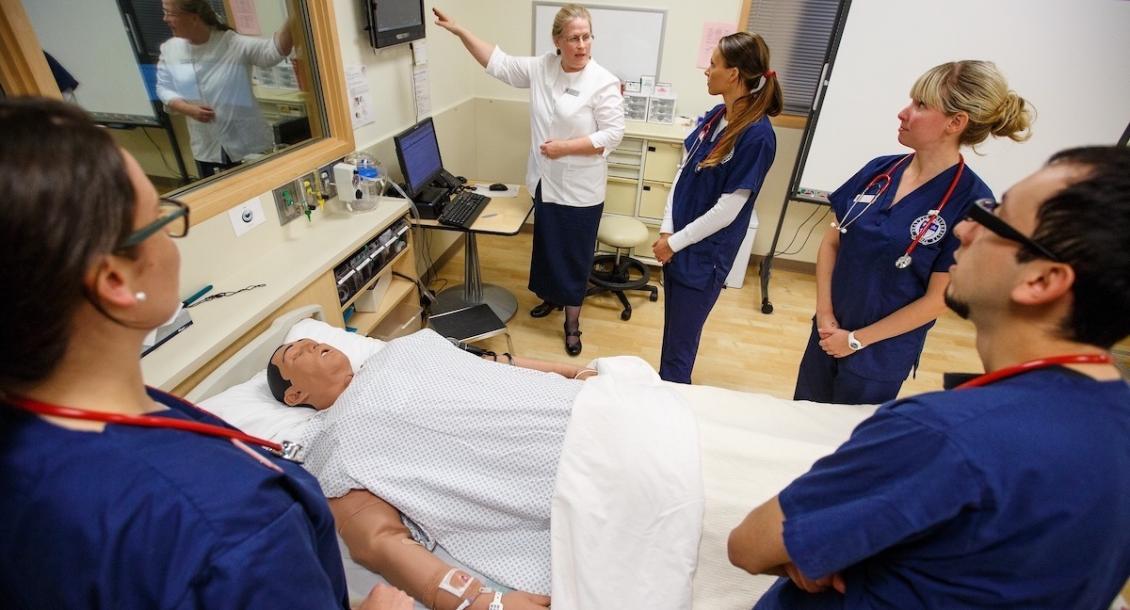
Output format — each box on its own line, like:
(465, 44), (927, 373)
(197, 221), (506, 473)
(678, 111), (725, 176)
(833, 153), (965, 269)
(6, 391), (304, 463)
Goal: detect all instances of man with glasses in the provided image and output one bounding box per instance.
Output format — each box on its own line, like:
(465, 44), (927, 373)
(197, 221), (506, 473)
(729, 146), (1130, 609)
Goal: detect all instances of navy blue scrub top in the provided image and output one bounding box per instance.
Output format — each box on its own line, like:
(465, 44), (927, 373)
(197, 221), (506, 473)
(0, 389), (349, 609)
(758, 368), (1130, 609)
(667, 104), (776, 290)
(829, 155), (991, 381)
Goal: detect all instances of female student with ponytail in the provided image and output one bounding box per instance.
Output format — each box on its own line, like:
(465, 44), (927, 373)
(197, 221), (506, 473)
(652, 32), (782, 384)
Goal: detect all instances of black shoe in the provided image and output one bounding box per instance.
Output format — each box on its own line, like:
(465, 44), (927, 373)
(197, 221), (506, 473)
(564, 323), (582, 356)
(530, 301), (563, 318)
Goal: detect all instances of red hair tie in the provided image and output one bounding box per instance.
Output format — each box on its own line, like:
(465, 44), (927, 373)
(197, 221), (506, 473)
(764, 70), (776, 78)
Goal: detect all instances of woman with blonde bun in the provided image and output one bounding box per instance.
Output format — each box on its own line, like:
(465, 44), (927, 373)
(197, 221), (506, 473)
(794, 60), (1033, 405)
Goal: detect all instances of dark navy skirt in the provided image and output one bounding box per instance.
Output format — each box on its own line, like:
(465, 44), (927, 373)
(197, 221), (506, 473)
(528, 183), (603, 306)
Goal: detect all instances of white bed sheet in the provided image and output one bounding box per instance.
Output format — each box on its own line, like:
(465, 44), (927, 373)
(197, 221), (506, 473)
(189, 308), (875, 609)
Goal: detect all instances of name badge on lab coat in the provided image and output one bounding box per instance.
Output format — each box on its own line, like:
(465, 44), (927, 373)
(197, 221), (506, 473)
(854, 194), (877, 204)
(564, 87), (580, 96)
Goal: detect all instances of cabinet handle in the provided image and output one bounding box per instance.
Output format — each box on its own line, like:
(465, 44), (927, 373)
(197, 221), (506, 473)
(642, 185), (651, 191)
(647, 146), (656, 152)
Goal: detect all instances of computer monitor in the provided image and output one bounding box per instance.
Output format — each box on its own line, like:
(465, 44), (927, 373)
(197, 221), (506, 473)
(365, 0), (426, 49)
(394, 117), (444, 198)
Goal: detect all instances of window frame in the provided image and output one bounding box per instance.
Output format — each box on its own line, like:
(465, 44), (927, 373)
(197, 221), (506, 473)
(0, 0), (354, 227)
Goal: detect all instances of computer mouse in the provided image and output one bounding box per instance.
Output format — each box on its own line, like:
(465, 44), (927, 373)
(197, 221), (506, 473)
(489, 183), (508, 191)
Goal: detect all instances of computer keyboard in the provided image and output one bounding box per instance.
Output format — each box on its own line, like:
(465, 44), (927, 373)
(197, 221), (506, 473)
(438, 190), (491, 229)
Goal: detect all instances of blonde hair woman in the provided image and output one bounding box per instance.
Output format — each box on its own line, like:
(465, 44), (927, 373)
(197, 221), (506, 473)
(434, 4), (624, 357)
(794, 60), (1033, 404)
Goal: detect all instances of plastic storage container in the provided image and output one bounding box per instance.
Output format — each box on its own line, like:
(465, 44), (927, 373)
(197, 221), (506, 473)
(341, 152), (384, 213)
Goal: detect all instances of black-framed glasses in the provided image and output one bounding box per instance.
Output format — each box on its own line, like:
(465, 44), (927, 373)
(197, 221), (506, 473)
(965, 198), (1061, 262)
(117, 197), (190, 250)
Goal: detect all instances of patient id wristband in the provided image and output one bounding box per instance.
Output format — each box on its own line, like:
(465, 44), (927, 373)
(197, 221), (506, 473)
(488, 591), (505, 610)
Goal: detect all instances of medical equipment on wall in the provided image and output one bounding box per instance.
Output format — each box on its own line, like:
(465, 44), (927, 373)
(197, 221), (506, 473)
(6, 395), (304, 462)
(334, 152), (385, 214)
(832, 154), (966, 269)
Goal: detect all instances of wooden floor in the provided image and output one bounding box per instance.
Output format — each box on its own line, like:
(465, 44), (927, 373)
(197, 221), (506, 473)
(432, 230), (984, 400)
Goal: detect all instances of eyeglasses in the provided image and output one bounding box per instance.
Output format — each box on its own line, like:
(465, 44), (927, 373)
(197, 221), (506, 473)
(564, 34), (594, 45)
(162, 10), (185, 18)
(965, 198), (1061, 262)
(117, 197), (190, 250)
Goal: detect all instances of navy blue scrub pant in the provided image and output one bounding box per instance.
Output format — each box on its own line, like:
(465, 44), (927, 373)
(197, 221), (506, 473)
(793, 322), (904, 405)
(659, 269), (725, 384)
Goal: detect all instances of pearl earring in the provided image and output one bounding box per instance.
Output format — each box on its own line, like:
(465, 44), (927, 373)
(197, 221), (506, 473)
(135, 291), (147, 302)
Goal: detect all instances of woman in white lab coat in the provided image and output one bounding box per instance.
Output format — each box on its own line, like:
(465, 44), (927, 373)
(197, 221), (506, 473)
(434, 4), (625, 356)
(156, 0), (294, 178)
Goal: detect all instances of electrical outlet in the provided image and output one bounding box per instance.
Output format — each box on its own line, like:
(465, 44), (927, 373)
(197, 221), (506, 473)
(273, 181), (304, 225)
(317, 162), (338, 200)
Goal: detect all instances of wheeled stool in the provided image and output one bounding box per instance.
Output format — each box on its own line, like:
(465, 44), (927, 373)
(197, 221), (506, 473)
(587, 215), (658, 321)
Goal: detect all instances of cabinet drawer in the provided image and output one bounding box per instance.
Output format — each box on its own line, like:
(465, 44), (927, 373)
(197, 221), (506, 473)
(632, 224), (662, 261)
(638, 181), (670, 220)
(605, 178), (638, 216)
(642, 141), (682, 183)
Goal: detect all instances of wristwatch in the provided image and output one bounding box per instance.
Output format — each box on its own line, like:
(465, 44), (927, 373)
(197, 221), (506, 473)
(488, 592), (505, 610)
(847, 331), (865, 351)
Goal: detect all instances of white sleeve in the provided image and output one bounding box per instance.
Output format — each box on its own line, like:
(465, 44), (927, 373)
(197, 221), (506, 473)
(660, 164), (683, 234)
(236, 33), (286, 68)
(587, 80), (624, 156)
(155, 53), (180, 106)
(485, 46), (535, 89)
(667, 189), (752, 253)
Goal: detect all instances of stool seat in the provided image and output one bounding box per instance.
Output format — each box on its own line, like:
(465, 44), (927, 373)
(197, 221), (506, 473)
(597, 215), (649, 249)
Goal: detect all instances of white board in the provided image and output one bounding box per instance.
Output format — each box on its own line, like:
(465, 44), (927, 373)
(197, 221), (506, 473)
(25, 0), (157, 123)
(798, 0), (1130, 198)
(533, 2), (665, 83)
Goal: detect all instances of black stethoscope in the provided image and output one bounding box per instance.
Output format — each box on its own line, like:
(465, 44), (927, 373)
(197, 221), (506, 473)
(6, 391), (304, 463)
(833, 154), (966, 269)
(955, 354), (1113, 389)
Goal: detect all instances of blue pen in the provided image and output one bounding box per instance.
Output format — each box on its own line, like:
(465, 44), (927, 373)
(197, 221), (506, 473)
(182, 284), (213, 307)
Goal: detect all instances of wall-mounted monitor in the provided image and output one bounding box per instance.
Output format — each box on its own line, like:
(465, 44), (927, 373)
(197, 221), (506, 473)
(365, 0), (426, 48)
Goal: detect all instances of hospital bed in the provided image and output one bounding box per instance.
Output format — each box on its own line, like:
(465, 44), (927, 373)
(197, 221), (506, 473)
(187, 305), (877, 610)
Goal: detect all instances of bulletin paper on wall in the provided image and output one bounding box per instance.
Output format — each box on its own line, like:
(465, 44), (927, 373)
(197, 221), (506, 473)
(413, 64), (432, 118)
(345, 64), (375, 129)
(229, 0), (261, 35)
(697, 22), (738, 69)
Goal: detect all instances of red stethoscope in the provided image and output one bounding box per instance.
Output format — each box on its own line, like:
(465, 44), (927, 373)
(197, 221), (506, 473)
(5, 392), (303, 463)
(680, 110), (726, 175)
(955, 354), (1113, 389)
(833, 154), (965, 269)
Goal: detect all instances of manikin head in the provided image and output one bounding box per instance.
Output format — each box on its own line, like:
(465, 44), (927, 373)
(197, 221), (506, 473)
(945, 146), (1130, 350)
(267, 339), (354, 410)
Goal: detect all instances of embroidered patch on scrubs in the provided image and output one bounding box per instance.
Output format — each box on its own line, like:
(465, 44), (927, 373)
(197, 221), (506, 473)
(909, 214), (947, 245)
(720, 149), (735, 165)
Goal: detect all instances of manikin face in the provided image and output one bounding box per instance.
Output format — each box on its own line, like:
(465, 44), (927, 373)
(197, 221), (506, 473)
(555, 18), (593, 73)
(271, 339), (354, 410)
(946, 162), (1076, 319)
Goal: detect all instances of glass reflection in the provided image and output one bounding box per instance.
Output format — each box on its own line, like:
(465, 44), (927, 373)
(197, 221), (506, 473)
(24, 0), (320, 193)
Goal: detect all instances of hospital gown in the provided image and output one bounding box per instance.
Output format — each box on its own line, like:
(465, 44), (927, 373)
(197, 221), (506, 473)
(301, 329), (582, 595)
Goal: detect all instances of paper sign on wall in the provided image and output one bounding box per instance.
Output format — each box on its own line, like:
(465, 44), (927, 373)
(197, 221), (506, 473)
(698, 22), (738, 69)
(229, 0), (261, 35)
(345, 64), (375, 128)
